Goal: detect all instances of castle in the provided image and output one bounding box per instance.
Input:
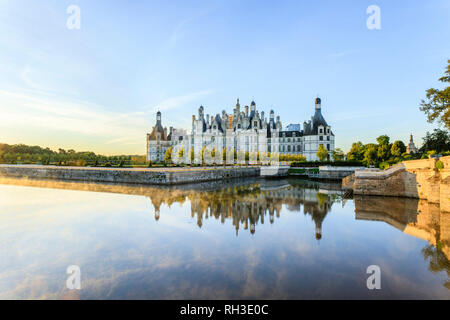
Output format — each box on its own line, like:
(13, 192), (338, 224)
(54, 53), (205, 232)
(147, 98), (335, 163)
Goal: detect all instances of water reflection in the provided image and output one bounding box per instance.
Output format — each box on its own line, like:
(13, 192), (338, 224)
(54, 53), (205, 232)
(354, 195), (450, 290)
(0, 177), (448, 299)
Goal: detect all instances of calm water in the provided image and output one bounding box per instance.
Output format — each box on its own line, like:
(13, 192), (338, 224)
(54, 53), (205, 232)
(0, 177), (448, 300)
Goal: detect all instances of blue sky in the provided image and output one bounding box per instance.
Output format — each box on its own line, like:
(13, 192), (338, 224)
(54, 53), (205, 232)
(0, 0), (449, 155)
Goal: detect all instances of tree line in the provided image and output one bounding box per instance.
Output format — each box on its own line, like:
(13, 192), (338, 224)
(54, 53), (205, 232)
(0, 143), (146, 167)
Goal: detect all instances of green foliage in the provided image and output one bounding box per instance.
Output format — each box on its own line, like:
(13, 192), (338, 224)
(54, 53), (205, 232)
(420, 60), (450, 129)
(379, 161), (390, 170)
(331, 148), (345, 161)
(391, 140), (406, 157)
(376, 135), (390, 146)
(420, 129), (450, 153)
(190, 147), (195, 163)
(347, 142), (364, 161)
(164, 147), (173, 164)
(363, 144), (378, 166)
(316, 144), (329, 162)
(291, 160), (363, 167)
(0, 143), (145, 167)
(436, 160), (444, 170)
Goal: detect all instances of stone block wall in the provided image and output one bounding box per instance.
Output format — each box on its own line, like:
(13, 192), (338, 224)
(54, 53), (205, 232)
(0, 165), (261, 186)
(351, 157), (450, 210)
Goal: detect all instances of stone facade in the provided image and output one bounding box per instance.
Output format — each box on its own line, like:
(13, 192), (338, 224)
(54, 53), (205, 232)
(146, 98), (335, 163)
(347, 157), (450, 209)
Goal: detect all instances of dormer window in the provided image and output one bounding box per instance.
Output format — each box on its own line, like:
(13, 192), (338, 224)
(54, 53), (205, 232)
(319, 128), (323, 134)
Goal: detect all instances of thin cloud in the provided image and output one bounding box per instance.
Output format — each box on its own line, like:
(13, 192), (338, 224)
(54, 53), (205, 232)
(0, 88), (211, 151)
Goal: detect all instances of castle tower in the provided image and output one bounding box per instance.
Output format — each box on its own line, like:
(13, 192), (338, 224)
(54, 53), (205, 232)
(407, 134), (419, 154)
(156, 111), (162, 125)
(315, 97), (321, 111)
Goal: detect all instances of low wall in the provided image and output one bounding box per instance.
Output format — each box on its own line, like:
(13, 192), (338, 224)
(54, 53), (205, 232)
(260, 166), (290, 177)
(0, 165), (261, 185)
(318, 166), (366, 180)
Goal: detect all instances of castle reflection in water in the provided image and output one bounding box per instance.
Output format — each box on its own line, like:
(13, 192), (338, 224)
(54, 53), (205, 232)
(0, 176), (448, 290)
(149, 179), (338, 238)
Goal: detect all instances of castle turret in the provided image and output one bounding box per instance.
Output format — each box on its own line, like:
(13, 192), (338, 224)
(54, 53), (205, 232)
(156, 111), (162, 125)
(315, 97), (321, 111)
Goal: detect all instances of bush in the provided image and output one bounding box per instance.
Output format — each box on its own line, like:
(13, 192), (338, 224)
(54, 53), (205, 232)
(436, 160), (444, 170)
(291, 161), (364, 168)
(379, 161), (390, 170)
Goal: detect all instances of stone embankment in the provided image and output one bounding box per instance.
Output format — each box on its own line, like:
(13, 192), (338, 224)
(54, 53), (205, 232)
(343, 157), (450, 210)
(0, 164), (260, 186)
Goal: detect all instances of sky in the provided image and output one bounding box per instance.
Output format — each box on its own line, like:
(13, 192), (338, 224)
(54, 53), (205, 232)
(0, 0), (449, 155)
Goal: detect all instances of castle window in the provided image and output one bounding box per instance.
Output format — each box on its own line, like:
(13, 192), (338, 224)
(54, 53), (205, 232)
(287, 146), (291, 152)
(327, 136), (330, 141)
(319, 128), (323, 133)
(327, 144), (330, 151)
(320, 136), (323, 141)
(297, 145), (301, 152)
(287, 138), (291, 142)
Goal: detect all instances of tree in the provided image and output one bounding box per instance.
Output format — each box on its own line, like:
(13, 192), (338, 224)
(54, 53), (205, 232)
(190, 147), (194, 164)
(222, 147), (227, 164)
(331, 148), (344, 161)
(363, 144), (378, 166)
(420, 129), (450, 153)
(391, 141), (406, 157)
(347, 142), (364, 161)
(164, 147), (172, 164)
(316, 144), (328, 161)
(200, 146), (206, 165)
(420, 60), (450, 128)
(178, 147), (184, 159)
(375, 135), (390, 162)
(376, 135), (390, 146)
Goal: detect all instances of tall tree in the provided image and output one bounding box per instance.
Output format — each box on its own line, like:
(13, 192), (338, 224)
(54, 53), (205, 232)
(420, 60), (450, 128)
